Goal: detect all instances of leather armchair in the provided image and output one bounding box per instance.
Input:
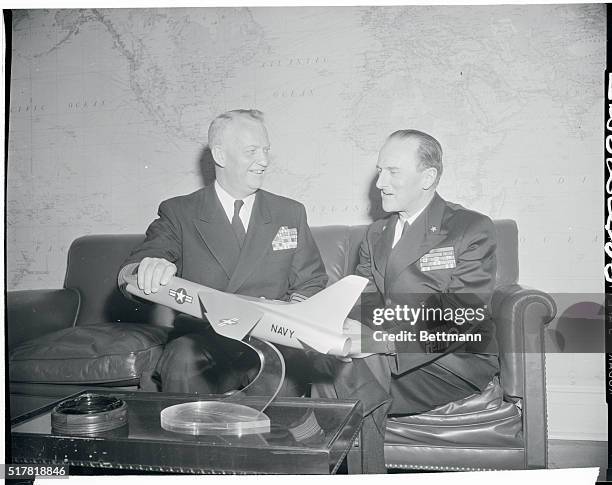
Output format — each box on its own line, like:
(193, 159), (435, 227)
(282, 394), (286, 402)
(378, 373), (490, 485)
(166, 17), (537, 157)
(8, 221), (556, 471)
(8, 235), (174, 407)
(7, 288), (80, 349)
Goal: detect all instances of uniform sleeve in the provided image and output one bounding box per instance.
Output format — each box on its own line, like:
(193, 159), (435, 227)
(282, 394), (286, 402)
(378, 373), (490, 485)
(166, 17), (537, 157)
(345, 226), (380, 322)
(354, 228), (379, 293)
(117, 261), (140, 300)
(438, 215), (497, 350)
(446, 216), (497, 297)
(392, 215), (497, 375)
(117, 200), (183, 296)
(287, 204), (328, 300)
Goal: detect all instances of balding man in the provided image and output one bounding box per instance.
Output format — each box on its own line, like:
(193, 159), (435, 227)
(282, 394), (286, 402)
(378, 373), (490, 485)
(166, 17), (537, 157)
(313, 129), (499, 473)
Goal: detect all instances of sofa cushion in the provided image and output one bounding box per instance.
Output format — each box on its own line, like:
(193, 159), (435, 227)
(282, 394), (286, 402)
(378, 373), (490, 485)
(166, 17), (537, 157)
(9, 323), (170, 385)
(385, 377), (522, 447)
(311, 226), (353, 284)
(64, 235), (175, 327)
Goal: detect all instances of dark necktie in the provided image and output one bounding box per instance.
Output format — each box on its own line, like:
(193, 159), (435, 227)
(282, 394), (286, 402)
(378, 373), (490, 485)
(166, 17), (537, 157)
(392, 218), (410, 249)
(232, 199), (246, 248)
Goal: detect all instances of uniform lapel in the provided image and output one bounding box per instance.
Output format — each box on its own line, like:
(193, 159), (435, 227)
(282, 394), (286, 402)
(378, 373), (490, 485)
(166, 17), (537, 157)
(385, 193), (448, 289)
(372, 214), (398, 291)
(226, 191), (275, 294)
(193, 185), (240, 279)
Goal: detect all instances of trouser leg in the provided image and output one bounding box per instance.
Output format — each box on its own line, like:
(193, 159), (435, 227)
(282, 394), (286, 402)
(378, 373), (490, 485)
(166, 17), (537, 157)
(156, 329), (310, 396)
(310, 354), (392, 474)
(389, 359), (489, 415)
(359, 400), (392, 474)
(155, 331), (252, 394)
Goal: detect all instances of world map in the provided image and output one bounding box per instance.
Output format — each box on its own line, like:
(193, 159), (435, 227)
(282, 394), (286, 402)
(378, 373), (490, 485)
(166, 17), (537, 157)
(7, 5), (605, 292)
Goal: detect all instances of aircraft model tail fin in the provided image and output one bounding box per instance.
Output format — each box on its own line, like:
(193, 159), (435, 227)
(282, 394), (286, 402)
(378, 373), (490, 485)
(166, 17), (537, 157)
(199, 290), (263, 340)
(283, 275), (368, 332)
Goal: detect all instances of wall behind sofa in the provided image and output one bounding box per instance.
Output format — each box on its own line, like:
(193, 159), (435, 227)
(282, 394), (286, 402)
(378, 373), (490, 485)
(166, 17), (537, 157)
(7, 6), (606, 438)
(8, 5), (604, 294)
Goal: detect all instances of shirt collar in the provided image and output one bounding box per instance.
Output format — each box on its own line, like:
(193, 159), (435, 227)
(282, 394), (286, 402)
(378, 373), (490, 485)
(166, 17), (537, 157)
(214, 180), (256, 217)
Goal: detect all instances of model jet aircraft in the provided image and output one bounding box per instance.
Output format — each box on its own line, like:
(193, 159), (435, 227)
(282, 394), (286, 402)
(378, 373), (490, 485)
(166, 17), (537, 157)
(124, 274), (368, 357)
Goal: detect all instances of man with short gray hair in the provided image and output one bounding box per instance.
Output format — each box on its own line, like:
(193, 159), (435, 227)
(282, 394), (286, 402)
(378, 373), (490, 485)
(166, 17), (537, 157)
(118, 109), (328, 395)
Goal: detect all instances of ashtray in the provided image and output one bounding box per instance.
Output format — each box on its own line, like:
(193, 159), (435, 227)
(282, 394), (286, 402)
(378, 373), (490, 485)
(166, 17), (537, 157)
(51, 393), (128, 435)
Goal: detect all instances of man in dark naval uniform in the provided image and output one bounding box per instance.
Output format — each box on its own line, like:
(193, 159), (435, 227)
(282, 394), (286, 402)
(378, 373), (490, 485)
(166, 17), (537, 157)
(312, 129), (499, 473)
(118, 109), (329, 396)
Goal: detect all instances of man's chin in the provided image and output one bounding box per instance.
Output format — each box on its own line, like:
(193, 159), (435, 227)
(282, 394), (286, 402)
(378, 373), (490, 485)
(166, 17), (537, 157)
(245, 174), (264, 188)
(381, 201), (397, 213)
(247, 181), (264, 193)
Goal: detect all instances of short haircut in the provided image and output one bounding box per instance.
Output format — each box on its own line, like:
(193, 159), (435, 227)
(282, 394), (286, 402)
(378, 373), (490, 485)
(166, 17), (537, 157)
(208, 109), (265, 148)
(388, 129), (443, 184)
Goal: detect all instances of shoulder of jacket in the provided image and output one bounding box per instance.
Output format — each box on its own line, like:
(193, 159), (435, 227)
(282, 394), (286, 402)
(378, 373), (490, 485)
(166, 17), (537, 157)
(159, 188), (206, 212)
(366, 215), (393, 237)
(259, 190), (306, 222)
(259, 189), (303, 208)
(444, 201), (494, 232)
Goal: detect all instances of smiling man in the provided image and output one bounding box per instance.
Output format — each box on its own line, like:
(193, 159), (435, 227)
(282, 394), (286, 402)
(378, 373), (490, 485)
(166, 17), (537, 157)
(118, 109), (328, 395)
(312, 129), (500, 473)
(360, 129), (499, 381)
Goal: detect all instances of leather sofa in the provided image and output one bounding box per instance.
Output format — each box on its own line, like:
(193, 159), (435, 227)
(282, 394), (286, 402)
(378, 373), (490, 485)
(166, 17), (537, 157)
(8, 221), (556, 471)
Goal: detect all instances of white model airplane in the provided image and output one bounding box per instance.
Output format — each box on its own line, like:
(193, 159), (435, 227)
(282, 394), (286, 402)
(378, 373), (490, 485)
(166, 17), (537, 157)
(124, 274), (368, 357)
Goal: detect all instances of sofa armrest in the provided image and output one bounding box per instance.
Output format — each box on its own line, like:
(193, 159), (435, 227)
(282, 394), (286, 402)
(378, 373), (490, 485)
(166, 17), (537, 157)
(491, 284), (556, 395)
(491, 284), (557, 469)
(7, 289), (80, 350)
(492, 284), (556, 351)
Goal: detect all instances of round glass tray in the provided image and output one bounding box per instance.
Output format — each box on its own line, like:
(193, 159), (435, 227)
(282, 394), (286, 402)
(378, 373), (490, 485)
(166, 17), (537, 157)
(160, 401), (271, 436)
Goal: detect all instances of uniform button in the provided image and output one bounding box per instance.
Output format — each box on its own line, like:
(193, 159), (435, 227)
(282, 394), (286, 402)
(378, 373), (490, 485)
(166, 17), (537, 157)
(386, 298), (392, 305)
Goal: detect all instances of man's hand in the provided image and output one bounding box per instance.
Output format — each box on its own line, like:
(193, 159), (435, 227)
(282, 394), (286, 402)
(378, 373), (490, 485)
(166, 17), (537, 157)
(137, 257), (177, 294)
(343, 317), (393, 357)
(341, 318), (373, 359)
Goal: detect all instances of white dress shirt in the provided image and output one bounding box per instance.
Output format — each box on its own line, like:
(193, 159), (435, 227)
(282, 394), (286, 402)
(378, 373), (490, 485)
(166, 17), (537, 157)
(214, 181), (256, 231)
(392, 204), (428, 249)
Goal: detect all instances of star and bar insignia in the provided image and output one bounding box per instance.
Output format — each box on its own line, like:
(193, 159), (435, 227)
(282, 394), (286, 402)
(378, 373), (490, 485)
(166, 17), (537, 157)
(168, 287), (193, 304)
(218, 317), (239, 326)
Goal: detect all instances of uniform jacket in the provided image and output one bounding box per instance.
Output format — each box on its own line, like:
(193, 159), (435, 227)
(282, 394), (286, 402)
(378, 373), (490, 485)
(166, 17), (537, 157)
(120, 184), (328, 300)
(356, 192), (499, 388)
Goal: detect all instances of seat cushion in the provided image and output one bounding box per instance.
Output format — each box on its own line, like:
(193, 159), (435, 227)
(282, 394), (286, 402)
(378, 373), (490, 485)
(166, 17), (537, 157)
(9, 323), (170, 385)
(385, 377), (523, 448)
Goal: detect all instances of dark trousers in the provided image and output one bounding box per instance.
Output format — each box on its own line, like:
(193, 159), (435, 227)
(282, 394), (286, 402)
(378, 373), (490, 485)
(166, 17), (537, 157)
(150, 318), (310, 397)
(310, 353), (498, 474)
(388, 353), (499, 414)
(310, 355), (392, 474)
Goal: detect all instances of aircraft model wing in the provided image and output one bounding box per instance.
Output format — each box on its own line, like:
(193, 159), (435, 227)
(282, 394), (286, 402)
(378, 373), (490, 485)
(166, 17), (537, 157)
(199, 289), (262, 341)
